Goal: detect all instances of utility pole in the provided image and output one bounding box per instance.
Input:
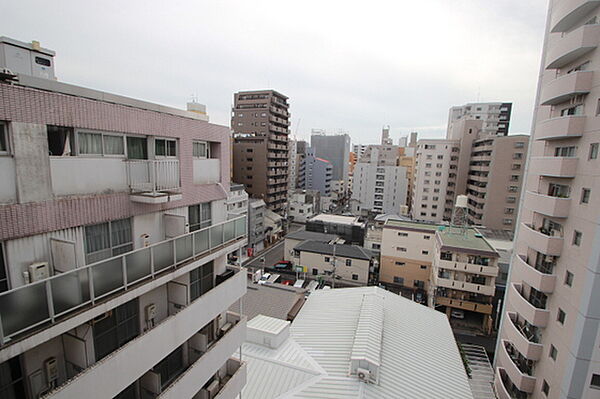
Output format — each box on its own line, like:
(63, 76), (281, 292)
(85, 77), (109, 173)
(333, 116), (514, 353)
(331, 243), (337, 289)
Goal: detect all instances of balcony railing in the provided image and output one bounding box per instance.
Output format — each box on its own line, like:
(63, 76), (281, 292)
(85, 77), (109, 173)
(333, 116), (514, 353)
(126, 159), (180, 193)
(504, 341), (534, 376)
(0, 215), (247, 345)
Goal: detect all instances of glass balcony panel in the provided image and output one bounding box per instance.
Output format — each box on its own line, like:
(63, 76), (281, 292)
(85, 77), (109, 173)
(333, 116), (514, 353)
(211, 225), (224, 247)
(224, 221), (235, 242)
(51, 269), (90, 315)
(154, 241), (174, 271)
(0, 282), (49, 336)
(126, 248), (151, 283)
(194, 230), (209, 254)
(93, 258), (123, 298)
(176, 235), (193, 263)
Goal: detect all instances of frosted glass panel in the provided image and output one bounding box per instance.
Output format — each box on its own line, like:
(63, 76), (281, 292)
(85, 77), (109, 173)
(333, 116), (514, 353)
(52, 269), (90, 315)
(92, 258), (123, 298)
(0, 282), (49, 337)
(211, 225), (223, 247)
(126, 248), (151, 283)
(235, 217), (246, 237)
(194, 230), (209, 254)
(176, 235), (193, 263)
(224, 221), (235, 242)
(154, 241), (174, 271)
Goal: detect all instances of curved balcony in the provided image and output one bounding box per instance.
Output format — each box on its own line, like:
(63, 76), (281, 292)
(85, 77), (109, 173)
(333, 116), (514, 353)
(497, 340), (536, 393)
(495, 368), (528, 399)
(513, 253), (557, 293)
(504, 312), (544, 361)
(551, 0), (600, 33)
(541, 71), (593, 105)
(524, 191), (571, 218)
(519, 223), (563, 256)
(528, 156), (578, 178)
(509, 283), (550, 327)
(535, 115), (585, 141)
(546, 24), (600, 69)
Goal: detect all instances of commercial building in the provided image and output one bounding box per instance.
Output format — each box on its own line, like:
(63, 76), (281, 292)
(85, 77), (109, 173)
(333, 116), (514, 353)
(292, 240), (374, 285)
(495, 2), (600, 398)
(412, 114), (529, 230)
(0, 37), (247, 399)
(283, 230), (339, 261)
(287, 138), (298, 195)
(310, 130), (351, 190)
(306, 214), (366, 245)
(231, 89), (290, 214)
(241, 287), (475, 399)
(297, 147), (332, 195)
(448, 102), (512, 137)
(288, 189), (320, 224)
(227, 183), (248, 219)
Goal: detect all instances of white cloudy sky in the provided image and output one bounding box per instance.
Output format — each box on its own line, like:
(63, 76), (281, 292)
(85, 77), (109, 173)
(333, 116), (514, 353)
(2, 0), (548, 144)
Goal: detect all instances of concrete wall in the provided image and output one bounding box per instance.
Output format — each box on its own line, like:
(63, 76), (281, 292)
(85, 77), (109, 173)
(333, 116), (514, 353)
(193, 159), (221, 185)
(50, 158), (128, 196)
(0, 157), (16, 204)
(299, 250), (369, 284)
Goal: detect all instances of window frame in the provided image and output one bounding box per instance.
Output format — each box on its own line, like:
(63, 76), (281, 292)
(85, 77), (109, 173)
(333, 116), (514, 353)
(154, 137), (177, 158)
(193, 140), (210, 159)
(0, 122), (9, 155)
(76, 129), (127, 158)
(84, 218), (133, 264)
(0, 242), (9, 293)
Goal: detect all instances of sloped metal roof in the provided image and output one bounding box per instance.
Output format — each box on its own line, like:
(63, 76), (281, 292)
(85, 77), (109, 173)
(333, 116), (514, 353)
(242, 287), (474, 399)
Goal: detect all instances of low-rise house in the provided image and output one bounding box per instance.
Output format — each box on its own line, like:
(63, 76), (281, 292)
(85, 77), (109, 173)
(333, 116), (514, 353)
(306, 214), (366, 245)
(283, 230), (339, 261)
(247, 198), (266, 255)
(292, 240), (373, 285)
(264, 209), (283, 244)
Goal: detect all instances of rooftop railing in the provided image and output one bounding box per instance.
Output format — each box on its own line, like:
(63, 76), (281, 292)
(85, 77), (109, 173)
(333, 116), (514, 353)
(126, 159), (180, 193)
(0, 215), (247, 345)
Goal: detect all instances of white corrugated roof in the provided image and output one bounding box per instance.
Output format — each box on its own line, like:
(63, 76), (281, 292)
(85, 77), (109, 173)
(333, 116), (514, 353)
(247, 314), (290, 335)
(242, 287), (474, 399)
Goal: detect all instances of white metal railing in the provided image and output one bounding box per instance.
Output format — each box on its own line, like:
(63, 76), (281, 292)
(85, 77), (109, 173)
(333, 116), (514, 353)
(126, 159), (180, 193)
(0, 215), (247, 345)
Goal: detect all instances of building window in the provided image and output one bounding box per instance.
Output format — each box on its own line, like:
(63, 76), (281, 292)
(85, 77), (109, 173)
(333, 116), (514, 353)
(514, 142), (525, 149)
(0, 357), (25, 398)
(395, 261), (405, 266)
(565, 271), (574, 287)
(312, 268), (318, 275)
(189, 202), (212, 232)
(589, 143), (599, 160)
(573, 230), (583, 246)
(0, 243), (7, 293)
(93, 299), (139, 361)
(324, 256), (330, 262)
(423, 235), (430, 240)
(591, 374), (600, 389)
(397, 247), (407, 252)
(193, 141), (210, 158)
(503, 218), (513, 225)
(397, 232), (408, 237)
(155, 138), (177, 157)
(581, 188), (591, 204)
(422, 250), (429, 255)
(154, 346), (184, 389)
(549, 344), (557, 360)
(393, 276), (404, 285)
(84, 218), (133, 264)
(420, 265), (427, 270)
(190, 261), (214, 301)
(414, 280), (425, 289)
(557, 308), (566, 324)
(345, 259), (352, 266)
(542, 380), (550, 396)
(352, 274), (358, 281)
(0, 122), (8, 154)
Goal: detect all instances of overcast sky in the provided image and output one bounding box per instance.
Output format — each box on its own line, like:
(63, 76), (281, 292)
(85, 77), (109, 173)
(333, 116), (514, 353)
(2, 0), (548, 144)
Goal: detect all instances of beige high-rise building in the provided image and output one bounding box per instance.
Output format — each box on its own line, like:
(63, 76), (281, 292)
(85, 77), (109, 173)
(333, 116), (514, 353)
(412, 108), (529, 232)
(232, 90), (290, 214)
(495, 2), (600, 398)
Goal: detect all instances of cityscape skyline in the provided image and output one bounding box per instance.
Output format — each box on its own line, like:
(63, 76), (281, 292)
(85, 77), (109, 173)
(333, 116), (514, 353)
(1, 0), (547, 144)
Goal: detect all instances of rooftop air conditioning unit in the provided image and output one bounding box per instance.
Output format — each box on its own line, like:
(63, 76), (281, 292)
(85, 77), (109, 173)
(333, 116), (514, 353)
(357, 368), (371, 383)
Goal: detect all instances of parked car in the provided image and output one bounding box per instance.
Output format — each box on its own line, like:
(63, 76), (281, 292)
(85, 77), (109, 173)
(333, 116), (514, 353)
(274, 260), (292, 269)
(282, 279), (294, 285)
(258, 273), (271, 285)
(451, 309), (465, 319)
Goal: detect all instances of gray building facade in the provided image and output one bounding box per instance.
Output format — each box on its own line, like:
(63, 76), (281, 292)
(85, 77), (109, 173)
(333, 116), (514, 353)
(310, 131), (351, 187)
(298, 148), (332, 196)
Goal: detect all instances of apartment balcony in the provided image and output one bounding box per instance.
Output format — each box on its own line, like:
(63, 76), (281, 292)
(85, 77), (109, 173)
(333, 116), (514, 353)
(470, 164), (490, 172)
(270, 106), (289, 117)
(159, 316), (246, 399)
(546, 24), (600, 69)
(509, 283), (550, 327)
(528, 156), (578, 178)
(437, 259), (498, 277)
(435, 276), (495, 296)
(520, 223), (564, 256)
(513, 253), (557, 293)
(523, 191), (571, 218)
(270, 124), (288, 134)
(43, 284), (247, 398)
(434, 295), (493, 315)
(268, 152), (288, 159)
(535, 115), (585, 140)
(540, 70), (593, 105)
(504, 311), (543, 361)
(267, 142), (287, 150)
(126, 159), (181, 204)
(269, 134), (288, 143)
(0, 216), (247, 348)
(468, 174), (489, 183)
(495, 368), (528, 399)
(550, 0), (600, 32)
(497, 340), (536, 393)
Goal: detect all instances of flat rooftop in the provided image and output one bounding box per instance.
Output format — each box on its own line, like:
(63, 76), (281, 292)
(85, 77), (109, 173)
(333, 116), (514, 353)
(384, 219), (440, 232)
(437, 227), (498, 256)
(308, 214), (364, 226)
(285, 230), (338, 242)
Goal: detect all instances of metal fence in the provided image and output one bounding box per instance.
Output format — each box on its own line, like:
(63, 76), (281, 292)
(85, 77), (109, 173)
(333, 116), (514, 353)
(126, 159), (180, 193)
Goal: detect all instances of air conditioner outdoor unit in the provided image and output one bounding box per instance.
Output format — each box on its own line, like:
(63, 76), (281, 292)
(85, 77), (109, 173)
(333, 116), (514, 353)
(357, 368), (371, 382)
(29, 262), (50, 282)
